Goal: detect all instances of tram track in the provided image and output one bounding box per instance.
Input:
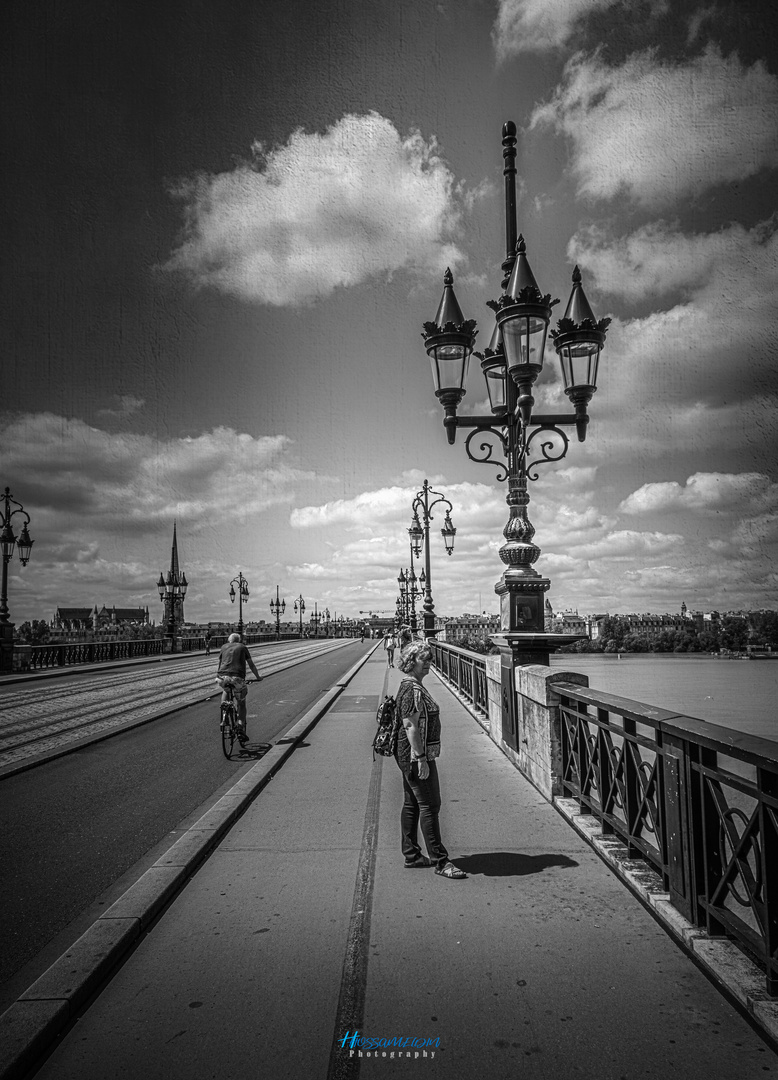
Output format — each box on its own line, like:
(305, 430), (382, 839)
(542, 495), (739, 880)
(0, 638), (353, 778)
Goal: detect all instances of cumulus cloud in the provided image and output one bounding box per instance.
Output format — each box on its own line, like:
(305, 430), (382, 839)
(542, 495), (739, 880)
(531, 46), (778, 208)
(0, 412), (317, 533)
(493, 0), (658, 59)
(163, 112), (468, 305)
(571, 216), (778, 301)
(619, 472), (778, 515)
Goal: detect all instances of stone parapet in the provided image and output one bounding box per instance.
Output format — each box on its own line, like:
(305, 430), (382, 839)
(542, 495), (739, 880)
(506, 664), (589, 800)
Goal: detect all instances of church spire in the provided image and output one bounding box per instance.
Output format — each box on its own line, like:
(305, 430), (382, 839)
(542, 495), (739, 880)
(170, 521), (180, 579)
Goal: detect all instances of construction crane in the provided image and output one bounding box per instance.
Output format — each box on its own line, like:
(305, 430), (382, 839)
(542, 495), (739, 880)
(358, 610), (392, 615)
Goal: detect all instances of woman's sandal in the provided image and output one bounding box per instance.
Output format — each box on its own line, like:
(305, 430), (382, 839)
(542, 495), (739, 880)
(404, 855), (434, 869)
(435, 862), (468, 879)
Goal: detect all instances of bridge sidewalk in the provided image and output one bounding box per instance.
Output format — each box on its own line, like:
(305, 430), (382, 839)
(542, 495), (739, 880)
(16, 650), (778, 1078)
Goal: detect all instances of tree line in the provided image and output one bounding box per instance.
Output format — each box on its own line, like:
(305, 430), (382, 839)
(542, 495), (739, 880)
(456, 610), (778, 656)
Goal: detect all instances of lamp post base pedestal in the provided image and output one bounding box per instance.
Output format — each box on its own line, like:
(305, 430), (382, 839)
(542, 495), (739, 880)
(491, 632), (586, 757)
(491, 631), (585, 667)
(0, 622), (14, 674)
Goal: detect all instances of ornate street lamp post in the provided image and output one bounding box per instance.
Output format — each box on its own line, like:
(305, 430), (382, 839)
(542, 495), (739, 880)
(294, 594), (306, 638)
(409, 479), (456, 638)
(157, 563), (188, 650)
(422, 121), (610, 667)
(229, 572), (250, 636)
(323, 607), (331, 637)
(270, 585), (285, 640)
(0, 487), (33, 674)
(310, 601), (321, 638)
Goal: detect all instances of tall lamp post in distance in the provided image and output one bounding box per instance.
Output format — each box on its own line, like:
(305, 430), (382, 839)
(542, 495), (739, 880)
(157, 565), (188, 652)
(323, 607), (331, 637)
(294, 594), (306, 638)
(422, 120), (610, 668)
(0, 487), (34, 674)
(229, 572), (249, 637)
(270, 586), (285, 640)
(409, 479), (456, 638)
(310, 601), (321, 638)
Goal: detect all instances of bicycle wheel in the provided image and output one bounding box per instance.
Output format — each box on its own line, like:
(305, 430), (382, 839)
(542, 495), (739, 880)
(221, 702), (236, 759)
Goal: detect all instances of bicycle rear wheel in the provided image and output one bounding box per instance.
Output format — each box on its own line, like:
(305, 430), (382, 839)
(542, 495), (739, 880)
(221, 703), (236, 759)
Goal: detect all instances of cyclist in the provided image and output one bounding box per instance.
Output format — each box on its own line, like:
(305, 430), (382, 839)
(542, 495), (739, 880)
(216, 633), (262, 745)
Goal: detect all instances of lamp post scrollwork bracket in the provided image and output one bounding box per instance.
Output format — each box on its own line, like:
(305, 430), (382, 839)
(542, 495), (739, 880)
(464, 425), (510, 482)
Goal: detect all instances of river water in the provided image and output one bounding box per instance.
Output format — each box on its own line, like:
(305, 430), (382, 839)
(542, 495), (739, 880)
(548, 653), (778, 744)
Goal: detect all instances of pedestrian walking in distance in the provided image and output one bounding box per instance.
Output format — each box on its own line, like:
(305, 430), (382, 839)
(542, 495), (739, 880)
(394, 641), (467, 879)
(383, 629), (396, 667)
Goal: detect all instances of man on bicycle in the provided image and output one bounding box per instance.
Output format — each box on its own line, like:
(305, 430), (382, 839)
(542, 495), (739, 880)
(216, 633), (262, 745)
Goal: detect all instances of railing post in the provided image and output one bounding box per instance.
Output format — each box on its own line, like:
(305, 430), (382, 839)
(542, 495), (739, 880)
(596, 711), (612, 833)
(622, 718), (641, 858)
(661, 732), (693, 920)
(698, 746), (727, 937)
(758, 767), (778, 994)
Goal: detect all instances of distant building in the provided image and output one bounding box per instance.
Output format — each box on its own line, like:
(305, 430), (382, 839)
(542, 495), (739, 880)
(545, 600), (591, 638)
(439, 613), (500, 645)
(52, 607), (94, 633)
(51, 604), (149, 636)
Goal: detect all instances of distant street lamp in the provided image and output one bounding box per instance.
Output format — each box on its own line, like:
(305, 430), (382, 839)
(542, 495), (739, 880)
(422, 121), (610, 664)
(323, 607), (331, 637)
(294, 594), (306, 638)
(397, 567), (422, 631)
(0, 487), (33, 674)
(310, 601), (321, 638)
(270, 585), (286, 640)
(229, 572), (250, 636)
(409, 479), (455, 638)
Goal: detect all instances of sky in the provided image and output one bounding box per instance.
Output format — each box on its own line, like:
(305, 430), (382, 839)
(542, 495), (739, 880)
(2, 0), (777, 627)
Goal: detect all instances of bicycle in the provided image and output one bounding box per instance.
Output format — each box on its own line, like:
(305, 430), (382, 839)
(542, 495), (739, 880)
(219, 683), (241, 759)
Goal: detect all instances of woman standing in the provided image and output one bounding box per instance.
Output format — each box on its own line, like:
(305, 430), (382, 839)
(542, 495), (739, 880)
(394, 641), (467, 879)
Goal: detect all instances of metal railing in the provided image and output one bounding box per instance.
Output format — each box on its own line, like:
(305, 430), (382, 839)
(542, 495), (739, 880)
(27, 638), (166, 669)
(428, 639), (489, 719)
(428, 640), (778, 996)
(24, 632), (302, 669)
(555, 681), (778, 996)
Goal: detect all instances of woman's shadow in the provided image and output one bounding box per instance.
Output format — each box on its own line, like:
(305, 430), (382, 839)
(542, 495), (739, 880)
(453, 852), (579, 877)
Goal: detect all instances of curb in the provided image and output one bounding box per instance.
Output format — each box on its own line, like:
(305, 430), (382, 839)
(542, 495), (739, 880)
(0, 642), (380, 1080)
(552, 798), (778, 1050)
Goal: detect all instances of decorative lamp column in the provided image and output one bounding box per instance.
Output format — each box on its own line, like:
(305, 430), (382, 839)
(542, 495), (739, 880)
(230, 572), (250, 636)
(0, 487), (33, 674)
(294, 594), (306, 638)
(410, 479), (456, 638)
(421, 121), (610, 668)
(269, 586), (285, 640)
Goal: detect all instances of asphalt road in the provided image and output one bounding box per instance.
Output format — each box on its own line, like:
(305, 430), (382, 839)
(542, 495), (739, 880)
(0, 640), (372, 1011)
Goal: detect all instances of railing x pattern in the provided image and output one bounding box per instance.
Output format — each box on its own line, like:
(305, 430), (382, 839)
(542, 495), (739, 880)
(428, 639), (489, 719)
(555, 681), (778, 997)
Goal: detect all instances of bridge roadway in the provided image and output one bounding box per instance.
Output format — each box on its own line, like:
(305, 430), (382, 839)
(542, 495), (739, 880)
(2, 646), (775, 1079)
(0, 638), (351, 778)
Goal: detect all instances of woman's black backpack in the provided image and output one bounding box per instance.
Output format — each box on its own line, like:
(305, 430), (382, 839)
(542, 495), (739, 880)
(372, 694), (398, 759)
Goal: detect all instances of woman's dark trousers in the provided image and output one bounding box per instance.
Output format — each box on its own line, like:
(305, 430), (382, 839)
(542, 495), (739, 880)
(399, 760), (448, 867)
